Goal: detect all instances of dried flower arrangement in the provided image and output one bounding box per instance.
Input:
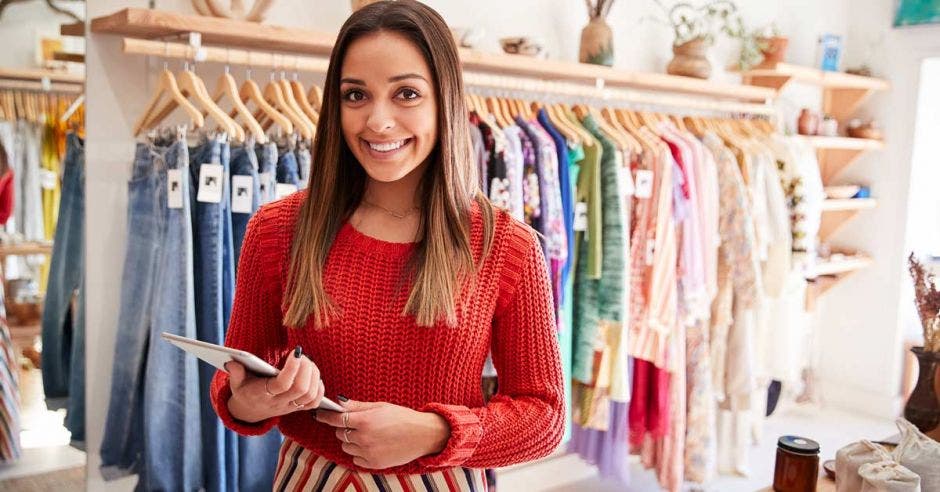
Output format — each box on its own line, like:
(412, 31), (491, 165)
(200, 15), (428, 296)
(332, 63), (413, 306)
(908, 253), (940, 352)
(585, 0), (615, 20)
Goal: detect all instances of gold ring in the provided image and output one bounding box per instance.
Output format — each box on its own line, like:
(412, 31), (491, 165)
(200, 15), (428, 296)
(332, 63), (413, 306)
(343, 427), (351, 444)
(290, 400), (302, 408)
(342, 412), (349, 428)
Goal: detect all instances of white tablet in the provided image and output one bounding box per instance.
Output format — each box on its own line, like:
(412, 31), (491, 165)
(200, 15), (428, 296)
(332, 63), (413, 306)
(161, 332), (344, 412)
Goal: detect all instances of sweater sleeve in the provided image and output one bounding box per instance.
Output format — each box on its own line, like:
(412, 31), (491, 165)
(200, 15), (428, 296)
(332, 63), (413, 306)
(210, 207), (288, 435)
(417, 223), (565, 469)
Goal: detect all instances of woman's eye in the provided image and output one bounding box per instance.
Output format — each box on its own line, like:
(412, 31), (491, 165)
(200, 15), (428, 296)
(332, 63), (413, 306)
(398, 88), (420, 101)
(343, 90), (365, 102)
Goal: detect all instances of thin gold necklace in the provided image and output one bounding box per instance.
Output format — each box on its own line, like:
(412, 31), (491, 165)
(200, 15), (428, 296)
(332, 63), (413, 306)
(362, 199), (420, 219)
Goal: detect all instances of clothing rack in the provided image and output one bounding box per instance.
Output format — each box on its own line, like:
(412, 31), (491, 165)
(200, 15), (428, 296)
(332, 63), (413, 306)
(0, 68), (83, 94)
(122, 38), (774, 116)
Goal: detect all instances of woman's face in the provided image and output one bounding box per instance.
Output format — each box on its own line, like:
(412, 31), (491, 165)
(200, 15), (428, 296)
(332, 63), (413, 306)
(340, 31), (438, 185)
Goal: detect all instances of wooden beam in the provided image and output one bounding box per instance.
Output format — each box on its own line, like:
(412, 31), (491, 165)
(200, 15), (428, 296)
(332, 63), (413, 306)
(824, 87), (877, 121)
(61, 21), (84, 37)
(818, 148), (867, 183)
(90, 8), (776, 103)
(53, 52), (85, 64)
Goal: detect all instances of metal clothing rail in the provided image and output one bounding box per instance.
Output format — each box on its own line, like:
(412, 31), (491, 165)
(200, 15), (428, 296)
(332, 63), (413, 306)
(122, 36), (774, 116)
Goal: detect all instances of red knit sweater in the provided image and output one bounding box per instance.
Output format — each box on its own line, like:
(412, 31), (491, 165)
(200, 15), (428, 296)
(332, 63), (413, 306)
(210, 192), (565, 474)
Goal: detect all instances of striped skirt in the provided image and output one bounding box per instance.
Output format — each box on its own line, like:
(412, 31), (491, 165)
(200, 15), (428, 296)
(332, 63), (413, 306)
(272, 439), (488, 492)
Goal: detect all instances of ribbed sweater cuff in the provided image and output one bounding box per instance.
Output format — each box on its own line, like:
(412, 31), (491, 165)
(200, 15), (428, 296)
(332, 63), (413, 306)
(212, 377), (280, 436)
(415, 403), (483, 468)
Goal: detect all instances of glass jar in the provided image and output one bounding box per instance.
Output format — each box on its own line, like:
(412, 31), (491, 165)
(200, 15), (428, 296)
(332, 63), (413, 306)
(773, 435), (820, 492)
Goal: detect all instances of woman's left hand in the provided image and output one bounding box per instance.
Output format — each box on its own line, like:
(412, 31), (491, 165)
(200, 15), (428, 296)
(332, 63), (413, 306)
(315, 399), (451, 470)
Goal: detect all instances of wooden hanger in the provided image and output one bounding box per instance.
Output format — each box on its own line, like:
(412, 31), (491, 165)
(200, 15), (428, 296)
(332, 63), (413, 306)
(308, 85), (323, 113)
(559, 104), (596, 144)
(536, 101), (579, 144)
(214, 68), (266, 143)
(498, 97), (517, 124)
(589, 106), (631, 152)
(264, 75), (312, 139)
(177, 68), (241, 140)
(289, 77), (319, 126)
(277, 76), (315, 137)
(135, 68), (205, 136)
(486, 97), (511, 128)
(602, 107), (642, 154)
(240, 75), (293, 136)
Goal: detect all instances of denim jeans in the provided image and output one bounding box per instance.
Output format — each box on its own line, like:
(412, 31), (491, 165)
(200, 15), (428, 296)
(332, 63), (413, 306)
(100, 137), (203, 492)
(297, 145), (311, 190)
(40, 133), (85, 446)
(276, 148), (299, 186)
(229, 144), (260, 269)
(256, 142), (277, 205)
(189, 136), (239, 492)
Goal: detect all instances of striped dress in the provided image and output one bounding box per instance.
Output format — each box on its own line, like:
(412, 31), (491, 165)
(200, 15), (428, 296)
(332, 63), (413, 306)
(0, 296), (21, 463)
(273, 440), (488, 492)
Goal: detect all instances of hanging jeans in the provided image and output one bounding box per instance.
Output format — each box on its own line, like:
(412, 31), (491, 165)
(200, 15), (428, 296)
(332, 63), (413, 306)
(229, 142), (284, 491)
(256, 142), (277, 205)
(189, 137), (240, 492)
(40, 133), (86, 446)
(297, 145), (311, 190)
(276, 148), (299, 186)
(230, 144), (260, 269)
(100, 138), (203, 492)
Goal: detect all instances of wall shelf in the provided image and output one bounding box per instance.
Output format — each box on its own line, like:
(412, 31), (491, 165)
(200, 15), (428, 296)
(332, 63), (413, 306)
(742, 63), (889, 121)
(819, 199), (877, 241)
(89, 8), (777, 103)
(801, 136), (884, 183)
(0, 68), (83, 84)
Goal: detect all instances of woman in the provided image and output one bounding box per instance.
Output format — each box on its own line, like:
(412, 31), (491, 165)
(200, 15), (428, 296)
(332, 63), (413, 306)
(210, 1), (564, 489)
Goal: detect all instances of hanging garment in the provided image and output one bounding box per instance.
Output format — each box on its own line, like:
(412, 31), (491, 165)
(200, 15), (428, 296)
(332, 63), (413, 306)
(39, 133), (85, 447)
(41, 119), (61, 241)
(0, 170), (13, 227)
(256, 142), (278, 205)
(469, 119), (487, 195)
(100, 136), (204, 491)
(275, 147), (300, 190)
(0, 283), (20, 464)
(18, 121), (44, 242)
(230, 142), (261, 269)
(500, 124), (525, 220)
(297, 143), (311, 190)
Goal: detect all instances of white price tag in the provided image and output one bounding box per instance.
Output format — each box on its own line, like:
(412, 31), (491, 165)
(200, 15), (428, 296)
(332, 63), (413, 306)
(167, 169), (184, 209)
(574, 201), (588, 232)
(259, 172), (273, 198)
(197, 163), (224, 204)
(231, 175), (254, 214)
(619, 166), (635, 197)
(40, 169), (58, 190)
(276, 183), (298, 200)
(634, 170), (654, 199)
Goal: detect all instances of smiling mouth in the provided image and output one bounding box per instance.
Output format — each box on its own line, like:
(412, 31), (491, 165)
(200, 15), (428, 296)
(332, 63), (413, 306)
(362, 137), (413, 158)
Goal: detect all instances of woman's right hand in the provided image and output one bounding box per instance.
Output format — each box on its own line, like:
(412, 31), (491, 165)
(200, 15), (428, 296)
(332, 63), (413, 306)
(225, 346), (325, 423)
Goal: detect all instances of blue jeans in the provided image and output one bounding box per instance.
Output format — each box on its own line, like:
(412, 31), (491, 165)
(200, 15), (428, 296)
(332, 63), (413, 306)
(40, 133), (85, 446)
(256, 142), (277, 205)
(229, 144), (260, 269)
(297, 145), (311, 190)
(100, 137), (203, 492)
(276, 148), (299, 186)
(189, 137), (238, 492)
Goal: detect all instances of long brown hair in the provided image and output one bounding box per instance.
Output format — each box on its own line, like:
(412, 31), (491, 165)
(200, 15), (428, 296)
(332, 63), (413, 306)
(283, 0), (495, 329)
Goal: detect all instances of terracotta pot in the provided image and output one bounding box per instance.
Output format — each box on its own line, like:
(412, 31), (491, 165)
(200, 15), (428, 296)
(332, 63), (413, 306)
(904, 347), (940, 434)
(667, 38), (712, 79)
(579, 18), (614, 66)
(757, 36), (789, 68)
(798, 108), (819, 136)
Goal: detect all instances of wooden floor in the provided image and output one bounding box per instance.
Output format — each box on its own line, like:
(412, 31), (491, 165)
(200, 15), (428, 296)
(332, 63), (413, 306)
(0, 466), (84, 492)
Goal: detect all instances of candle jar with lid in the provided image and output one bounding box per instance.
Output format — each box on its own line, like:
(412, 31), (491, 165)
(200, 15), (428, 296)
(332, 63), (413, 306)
(774, 435), (820, 491)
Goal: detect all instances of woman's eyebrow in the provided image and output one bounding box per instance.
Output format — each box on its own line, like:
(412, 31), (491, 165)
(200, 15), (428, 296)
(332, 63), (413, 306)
(340, 73), (429, 85)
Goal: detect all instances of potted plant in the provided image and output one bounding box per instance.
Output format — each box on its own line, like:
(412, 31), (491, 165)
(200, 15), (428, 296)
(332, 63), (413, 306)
(755, 24), (788, 69)
(648, 0), (743, 79)
(906, 254), (940, 437)
(580, 0), (616, 66)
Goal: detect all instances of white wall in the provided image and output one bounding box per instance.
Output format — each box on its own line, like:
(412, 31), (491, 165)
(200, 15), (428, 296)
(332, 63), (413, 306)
(85, 1), (909, 490)
(809, 2), (940, 418)
(0, 2), (83, 68)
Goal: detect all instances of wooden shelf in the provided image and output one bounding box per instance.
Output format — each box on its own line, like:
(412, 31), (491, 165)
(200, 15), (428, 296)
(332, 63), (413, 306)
(742, 63), (889, 121)
(742, 63), (890, 91)
(53, 52), (85, 64)
(61, 21), (85, 37)
(0, 241), (54, 257)
(821, 198), (877, 212)
(802, 137), (884, 183)
(808, 255), (873, 277)
(801, 136), (885, 150)
(819, 199), (877, 241)
(90, 8), (776, 103)
(0, 68), (83, 84)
